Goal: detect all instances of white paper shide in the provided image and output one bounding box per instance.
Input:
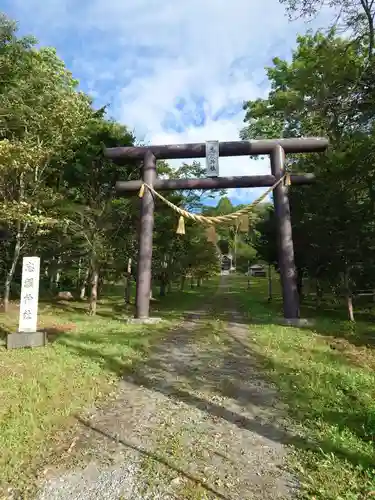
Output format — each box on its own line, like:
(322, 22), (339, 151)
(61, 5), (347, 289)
(19, 256), (40, 333)
(206, 140), (219, 177)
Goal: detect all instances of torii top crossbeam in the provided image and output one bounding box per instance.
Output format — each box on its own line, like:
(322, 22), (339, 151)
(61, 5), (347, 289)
(105, 137), (328, 162)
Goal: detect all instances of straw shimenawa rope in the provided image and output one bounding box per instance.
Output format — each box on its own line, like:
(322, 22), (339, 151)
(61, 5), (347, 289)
(138, 173), (291, 234)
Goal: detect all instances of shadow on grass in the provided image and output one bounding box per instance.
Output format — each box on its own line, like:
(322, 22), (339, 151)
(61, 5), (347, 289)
(75, 415), (230, 500)
(43, 324), (78, 343)
(0, 324), (78, 348)
(58, 311), (374, 477)
(228, 275), (375, 351)
(0, 324), (11, 346)
(38, 274), (375, 496)
(42, 281), (218, 323)
(228, 277), (375, 475)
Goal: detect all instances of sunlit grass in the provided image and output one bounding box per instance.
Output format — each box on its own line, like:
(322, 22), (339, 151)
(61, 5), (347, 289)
(0, 278), (218, 497)
(231, 274), (375, 499)
(3, 272), (374, 498)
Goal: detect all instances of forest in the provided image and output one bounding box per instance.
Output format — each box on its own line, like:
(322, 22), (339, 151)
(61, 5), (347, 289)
(0, 13), (223, 316)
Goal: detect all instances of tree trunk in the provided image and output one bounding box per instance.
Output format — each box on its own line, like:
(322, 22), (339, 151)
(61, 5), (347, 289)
(343, 266), (355, 322)
(49, 272), (54, 292)
(98, 276), (104, 299)
(267, 264), (272, 302)
(4, 232), (21, 312)
(160, 277), (166, 297)
(124, 258), (132, 304)
(77, 257), (82, 284)
(89, 258), (99, 316)
(180, 275), (186, 291)
(4, 174), (25, 312)
(347, 294), (354, 322)
(316, 279), (323, 307)
(124, 274), (132, 303)
(190, 276), (194, 289)
(55, 268), (61, 289)
(159, 270), (168, 297)
(297, 268), (304, 303)
(49, 256), (62, 292)
(49, 257), (56, 292)
(80, 267), (90, 300)
(167, 256), (173, 294)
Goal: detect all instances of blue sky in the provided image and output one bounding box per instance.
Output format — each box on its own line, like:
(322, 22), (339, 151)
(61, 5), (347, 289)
(1, 0), (331, 205)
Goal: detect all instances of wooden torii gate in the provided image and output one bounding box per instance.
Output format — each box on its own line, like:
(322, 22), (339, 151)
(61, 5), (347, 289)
(105, 138), (328, 322)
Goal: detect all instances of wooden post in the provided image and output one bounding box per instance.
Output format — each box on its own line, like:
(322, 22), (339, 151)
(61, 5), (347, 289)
(135, 151), (156, 319)
(270, 146), (299, 319)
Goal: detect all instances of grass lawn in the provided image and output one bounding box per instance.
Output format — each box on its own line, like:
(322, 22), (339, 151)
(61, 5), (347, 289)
(0, 279), (217, 498)
(2, 273), (375, 499)
(230, 274), (375, 500)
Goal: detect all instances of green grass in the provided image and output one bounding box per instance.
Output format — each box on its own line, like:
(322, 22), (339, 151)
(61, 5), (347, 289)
(0, 278), (218, 497)
(230, 274), (375, 500)
(3, 273), (375, 499)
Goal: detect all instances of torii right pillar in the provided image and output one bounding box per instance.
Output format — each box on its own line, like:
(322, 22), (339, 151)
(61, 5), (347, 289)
(270, 145), (300, 322)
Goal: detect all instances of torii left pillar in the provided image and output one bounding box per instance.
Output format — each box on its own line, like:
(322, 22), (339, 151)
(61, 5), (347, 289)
(135, 151), (157, 321)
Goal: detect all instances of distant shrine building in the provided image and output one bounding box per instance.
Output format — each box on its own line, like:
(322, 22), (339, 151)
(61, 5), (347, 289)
(221, 254), (233, 274)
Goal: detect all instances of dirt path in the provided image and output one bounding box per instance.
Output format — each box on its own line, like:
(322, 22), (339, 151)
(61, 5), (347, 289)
(37, 276), (296, 499)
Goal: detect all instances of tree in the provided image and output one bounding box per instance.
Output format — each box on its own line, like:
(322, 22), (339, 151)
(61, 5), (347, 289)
(280, 0), (375, 62)
(0, 17), (93, 310)
(203, 196), (262, 272)
(279, 0), (375, 126)
(60, 117), (136, 315)
(241, 30), (375, 317)
(253, 204), (278, 268)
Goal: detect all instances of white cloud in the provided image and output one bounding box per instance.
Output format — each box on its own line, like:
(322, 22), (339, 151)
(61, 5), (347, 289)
(83, 0), (332, 205)
(8, 0), (334, 203)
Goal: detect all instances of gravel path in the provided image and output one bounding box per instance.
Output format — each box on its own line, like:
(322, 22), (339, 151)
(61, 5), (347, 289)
(37, 276), (296, 499)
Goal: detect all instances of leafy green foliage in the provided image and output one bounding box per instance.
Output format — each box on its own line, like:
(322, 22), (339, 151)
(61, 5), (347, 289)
(0, 14), (222, 310)
(241, 29), (375, 299)
(202, 196), (261, 271)
(232, 274), (375, 500)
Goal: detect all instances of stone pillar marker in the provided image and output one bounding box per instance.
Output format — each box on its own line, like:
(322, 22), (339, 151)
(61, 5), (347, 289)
(19, 256), (40, 333)
(7, 256), (46, 349)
